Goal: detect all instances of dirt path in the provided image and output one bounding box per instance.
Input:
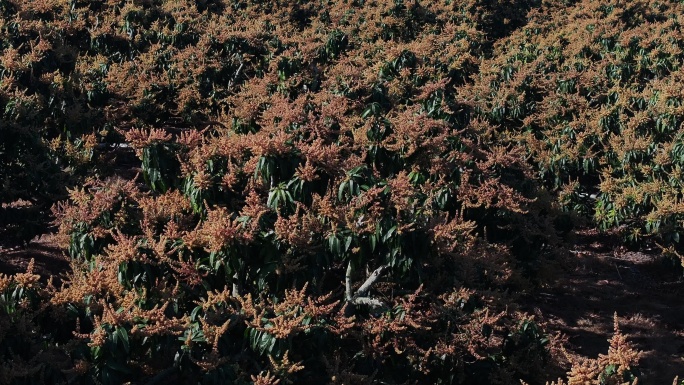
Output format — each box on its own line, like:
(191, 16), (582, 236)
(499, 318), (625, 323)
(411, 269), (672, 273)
(529, 229), (684, 383)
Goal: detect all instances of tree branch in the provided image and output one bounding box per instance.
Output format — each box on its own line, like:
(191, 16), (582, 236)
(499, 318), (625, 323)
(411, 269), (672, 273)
(232, 271), (242, 297)
(353, 264), (388, 299)
(350, 296), (387, 310)
(344, 264), (390, 315)
(227, 61), (245, 91)
(345, 261), (353, 301)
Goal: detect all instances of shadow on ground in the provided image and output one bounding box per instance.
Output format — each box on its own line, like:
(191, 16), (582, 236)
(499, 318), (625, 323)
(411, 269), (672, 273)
(524, 229), (684, 383)
(0, 233), (70, 282)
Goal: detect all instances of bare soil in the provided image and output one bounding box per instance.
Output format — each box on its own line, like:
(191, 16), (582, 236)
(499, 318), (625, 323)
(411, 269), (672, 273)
(0, 233), (69, 282)
(528, 229), (684, 382)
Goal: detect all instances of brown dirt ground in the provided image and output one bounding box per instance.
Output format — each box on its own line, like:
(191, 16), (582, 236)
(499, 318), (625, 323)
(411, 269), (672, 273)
(2, 228), (683, 382)
(0, 233), (70, 283)
(527, 229), (684, 383)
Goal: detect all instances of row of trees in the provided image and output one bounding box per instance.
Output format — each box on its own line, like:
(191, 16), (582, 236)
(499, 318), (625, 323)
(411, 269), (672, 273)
(1, 0), (679, 383)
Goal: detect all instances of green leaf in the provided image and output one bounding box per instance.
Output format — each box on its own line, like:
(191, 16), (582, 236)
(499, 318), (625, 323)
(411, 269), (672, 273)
(369, 233), (377, 252)
(247, 327), (277, 355)
(115, 327), (129, 354)
(328, 234), (341, 255)
(383, 225), (397, 242)
(344, 236), (353, 252)
(190, 306), (202, 321)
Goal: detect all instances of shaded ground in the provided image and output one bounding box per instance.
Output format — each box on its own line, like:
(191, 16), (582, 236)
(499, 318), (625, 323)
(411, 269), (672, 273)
(0, 145), (139, 279)
(526, 229), (684, 383)
(1, 227), (683, 382)
(0, 233), (69, 282)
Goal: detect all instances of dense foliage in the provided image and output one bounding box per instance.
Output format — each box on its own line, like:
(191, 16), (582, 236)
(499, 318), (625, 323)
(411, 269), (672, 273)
(0, 0), (681, 383)
(463, 0), (684, 247)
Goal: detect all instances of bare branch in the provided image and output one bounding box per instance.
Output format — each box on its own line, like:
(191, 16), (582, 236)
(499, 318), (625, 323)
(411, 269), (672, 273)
(345, 261), (353, 301)
(232, 272), (242, 297)
(350, 296), (387, 309)
(354, 264), (389, 299)
(227, 60), (245, 91)
(345, 264), (390, 315)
